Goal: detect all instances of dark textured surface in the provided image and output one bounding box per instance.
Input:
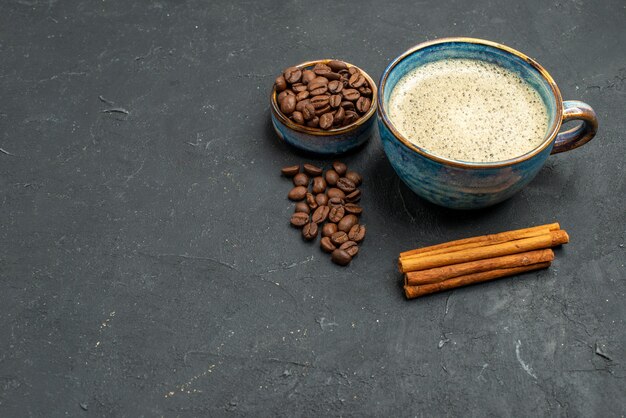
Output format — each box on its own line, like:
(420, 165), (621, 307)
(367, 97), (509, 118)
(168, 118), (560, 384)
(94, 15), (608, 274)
(1, 0), (625, 416)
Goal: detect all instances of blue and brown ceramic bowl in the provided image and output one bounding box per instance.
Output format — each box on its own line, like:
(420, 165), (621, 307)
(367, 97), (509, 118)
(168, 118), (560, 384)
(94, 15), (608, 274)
(377, 37), (598, 209)
(271, 60), (377, 155)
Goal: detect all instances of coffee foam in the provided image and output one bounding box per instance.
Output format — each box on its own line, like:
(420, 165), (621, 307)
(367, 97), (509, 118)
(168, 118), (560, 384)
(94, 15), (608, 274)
(388, 59), (549, 162)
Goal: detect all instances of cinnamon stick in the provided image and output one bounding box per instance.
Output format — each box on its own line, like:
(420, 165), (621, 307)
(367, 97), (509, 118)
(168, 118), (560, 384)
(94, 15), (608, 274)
(399, 230), (568, 273)
(404, 262), (552, 299)
(399, 223), (560, 258)
(405, 249), (554, 285)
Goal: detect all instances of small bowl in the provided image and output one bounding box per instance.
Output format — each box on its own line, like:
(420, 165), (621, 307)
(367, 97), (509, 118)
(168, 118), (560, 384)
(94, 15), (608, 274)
(270, 60), (377, 155)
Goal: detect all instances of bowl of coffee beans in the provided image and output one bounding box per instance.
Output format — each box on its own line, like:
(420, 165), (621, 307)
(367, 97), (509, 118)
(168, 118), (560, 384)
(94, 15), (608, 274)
(271, 59), (377, 155)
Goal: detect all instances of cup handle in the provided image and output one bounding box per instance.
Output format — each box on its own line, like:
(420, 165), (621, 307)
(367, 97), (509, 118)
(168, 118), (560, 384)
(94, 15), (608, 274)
(551, 100), (598, 154)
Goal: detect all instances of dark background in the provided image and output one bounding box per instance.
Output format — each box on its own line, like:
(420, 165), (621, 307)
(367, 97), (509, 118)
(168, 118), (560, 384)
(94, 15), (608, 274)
(1, 0), (624, 416)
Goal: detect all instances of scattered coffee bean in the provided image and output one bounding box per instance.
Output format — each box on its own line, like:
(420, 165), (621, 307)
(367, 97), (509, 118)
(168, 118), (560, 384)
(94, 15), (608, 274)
(281, 165), (300, 177)
(345, 170), (362, 186)
(295, 201), (310, 214)
(338, 214), (358, 232)
(282, 161), (365, 266)
(344, 203), (362, 215)
(328, 197), (344, 207)
(339, 241), (359, 257)
(327, 188), (346, 200)
(330, 231), (349, 245)
(322, 222), (337, 237)
(303, 163), (323, 176)
(293, 173), (309, 187)
(312, 205), (330, 224)
(345, 189), (361, 202)
(315, 193), (328, 206)
(337, 177), (356, 193)
(320, 237), (336, 253)
(288, 186), (307, 201)
(325, 169), (339, 185)
(302, 222), (318, 240)
(274, 60), (372, 130)
(312, 176), (326, 194)
(306, 192), (318, 209)
(290, 212), (309, 227)
(328, 205), (345, 223)
(331, 249), (352, 266)
(332, 161), (347, 176)
(348, 224), (366, 242)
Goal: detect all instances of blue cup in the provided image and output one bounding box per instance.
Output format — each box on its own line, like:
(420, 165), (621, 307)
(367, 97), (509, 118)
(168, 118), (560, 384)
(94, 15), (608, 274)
(377, 38), (598, 209)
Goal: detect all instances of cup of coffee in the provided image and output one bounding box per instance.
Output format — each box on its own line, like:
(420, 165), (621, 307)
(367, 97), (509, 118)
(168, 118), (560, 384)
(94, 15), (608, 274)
(377, 37), (598, 209)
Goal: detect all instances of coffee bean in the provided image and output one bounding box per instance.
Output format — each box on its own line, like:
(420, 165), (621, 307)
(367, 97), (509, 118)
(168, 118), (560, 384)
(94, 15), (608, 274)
(328, 205), (345, 223)
(331, 249), (352, 266)
(281, 164), (300, 177)
(334, 106), (345, 125)
(306, 192), (318, 209)
(292, 83), (307, 93)
(306, 116), (319, 128)
(327, 188), (345, 200)
(302, 222), (318, 240)
(293, 172), (309, 187)
(284, 67), (302, 84)
(338, 214), (358, 232)
(312, 176), (327, 193)
(302, 69), (316, 84)
(288, 186), (307, 201)
(291, 111), (304, 125)
(345, 170), (362, 186)
(313, 63), (332, 75)
(330, 231), (349, 245)
(348, 224), (366, 242)
(329, 94), (342, 108)
(302, 103), (316, 121)
(296, 90), (310, 101)
(343, 110), (359, 125)
(328, 80), (343, 94)
(328, 198), (344, 209)
(295, 201), (310, 214)
(310, 95), (330, 109)
(320, 236), (336, 253)
(339, 240), (359, 257)
(309, 86), (328, 96)
(325, 72), (341, 81)
(340, 100), (355, 111)
(303, 163), (323, 176)
(337, 177), (356, 193)
(342, 89), (360, 101)
(277, 90), (295, 103)
(319, 113), (334, 129)
(344, 203), (362, 215)
(348, 66), (359, 75)
(332, 162), (347, 176)
(280, 95), (296, 115)
(315, 193), (328, 206)
(345, 189), (361, 202)
(349, 73), (366, 88)
(328, 60), (348, 72)
(308, 78), (328, 91)
(322, 222), (337, 237)
(356, 97), (372, 114)
(358, 86), (373, 97)
(325, 169), (339, 185)
(314, 105), (332, 117)
(312, 205), (329, 223)
(275, 75), (287, 92)
(290, 212), (309, 227)
(295, 98), (310, 112)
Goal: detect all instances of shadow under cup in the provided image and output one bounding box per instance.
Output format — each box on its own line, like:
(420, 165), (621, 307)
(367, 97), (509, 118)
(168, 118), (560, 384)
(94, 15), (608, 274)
(377, 38), (597, 209)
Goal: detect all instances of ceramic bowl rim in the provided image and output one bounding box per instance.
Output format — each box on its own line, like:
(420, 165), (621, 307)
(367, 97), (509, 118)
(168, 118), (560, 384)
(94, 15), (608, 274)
(271, 59), (378, 136)
(377, 37), (564, 169)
